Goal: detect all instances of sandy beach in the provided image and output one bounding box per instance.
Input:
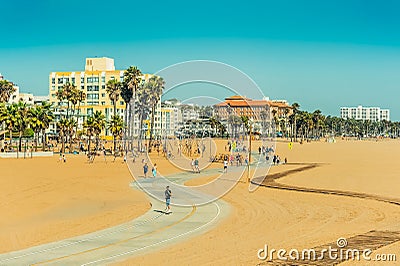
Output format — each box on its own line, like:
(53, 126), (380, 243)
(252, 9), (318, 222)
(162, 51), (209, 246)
(0, 155), (149, 253)
(116, 138), (400, 265)
(1, 138), (400, 265)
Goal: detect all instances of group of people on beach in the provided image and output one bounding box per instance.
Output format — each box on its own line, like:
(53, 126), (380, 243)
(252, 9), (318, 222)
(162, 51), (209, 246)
(142, 161), (157, 178)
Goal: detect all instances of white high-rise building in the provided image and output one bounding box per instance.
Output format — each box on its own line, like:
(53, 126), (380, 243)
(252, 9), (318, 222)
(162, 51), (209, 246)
(340, 106), (390, 121)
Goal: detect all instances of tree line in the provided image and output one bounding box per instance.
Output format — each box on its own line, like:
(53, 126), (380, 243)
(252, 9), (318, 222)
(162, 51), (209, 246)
(0, 68), (165, 154)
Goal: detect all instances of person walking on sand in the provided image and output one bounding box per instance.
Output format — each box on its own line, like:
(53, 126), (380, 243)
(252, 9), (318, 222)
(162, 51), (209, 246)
(62, 154), (66, 163)
(194, 158), (200, 173)
(152, 163), (157, 177)
(165, 186), (172, 213)
(191, 159), (195, 173)
(223, 159), (228, 173)
(143, 162), (149, 178)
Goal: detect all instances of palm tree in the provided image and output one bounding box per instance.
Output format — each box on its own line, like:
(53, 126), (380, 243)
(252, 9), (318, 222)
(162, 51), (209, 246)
(122, 66), (142, 146)
(73, 90), (86, 138)
(147, 76), (165, 149)
(136, 82), (151, 143)
(83, 111), (106, 156)
(291, 102), (300, 141)
(0, 103), (7, 140)
(57, 118), (69, 153)
(0, 79), (16, 103)
(39, 101), (54, 151)
(2, 104), (18, 149)
(92, 111), (106, 152)
(106, 79), (122, 151)
(108, 115), (125, 151)
(29, 105), (43, 151)
(66, 118), (77, 152)
(14, 101), (31, 152)
(106, 79), (122, 118)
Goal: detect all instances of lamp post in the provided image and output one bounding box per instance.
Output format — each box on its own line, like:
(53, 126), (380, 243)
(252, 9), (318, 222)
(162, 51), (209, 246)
(247, 121), (252, 183)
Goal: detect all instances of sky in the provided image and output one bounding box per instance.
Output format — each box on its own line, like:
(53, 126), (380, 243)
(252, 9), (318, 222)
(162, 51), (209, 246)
(1, 0), (400, 119)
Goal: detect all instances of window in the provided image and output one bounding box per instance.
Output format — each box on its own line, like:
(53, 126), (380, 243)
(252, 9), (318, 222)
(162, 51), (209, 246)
(87, 108), (93, 116)
(52, 78), (55, 84)
(81, 77), (84, 83)
(51, 85), (55, 90)
(87, 77), (93, 83)
(120, 76), (124, 82)
(102, 85), (105, 89)
(93, 77), (99, 82)
(71, 77), (75, 84)
(87, 94), (99, 100)
(101, 76), (105, 82)
(58, 78), (63, 84)
(101, 93), (106, 97)
(101, 101), (105, 105)
(120, 101), (124, 105)
(87, 85), (99, 91)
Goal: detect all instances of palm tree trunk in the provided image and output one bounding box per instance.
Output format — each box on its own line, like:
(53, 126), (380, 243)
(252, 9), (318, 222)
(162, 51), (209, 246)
(113, 102), (117, 152)
(69, 130), (73, 153)
(149, 104), (156, 151)
(88, 135), (91, 155)
(42, 129), (46, 151)
(61, 133), (65, 154)
(9, 130), (12, 151)
(124, 102), (129, 151)
(18, 131), (22, 152)
(75, 102), (80, 136)
(35, 130), (39, 151)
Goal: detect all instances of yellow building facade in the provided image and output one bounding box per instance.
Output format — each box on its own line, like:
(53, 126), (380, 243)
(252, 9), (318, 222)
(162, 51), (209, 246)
(48, 57), (158, 138)
(49, 57), (126, 120)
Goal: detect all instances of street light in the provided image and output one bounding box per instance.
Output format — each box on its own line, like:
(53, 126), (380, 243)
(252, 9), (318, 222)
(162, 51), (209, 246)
(247, 119), (253, 183)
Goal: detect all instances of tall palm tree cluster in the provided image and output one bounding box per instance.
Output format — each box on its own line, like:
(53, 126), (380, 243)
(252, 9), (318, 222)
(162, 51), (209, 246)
(0, 101), (54, 152)
(54, 68), (165, 154)
(282, 103), (400, 141)
(0, 68), (166, 155)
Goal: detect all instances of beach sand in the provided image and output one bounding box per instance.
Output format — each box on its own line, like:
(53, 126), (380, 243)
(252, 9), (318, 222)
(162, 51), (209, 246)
(0, 155), (149, 253)
(116, 138), (400, 265)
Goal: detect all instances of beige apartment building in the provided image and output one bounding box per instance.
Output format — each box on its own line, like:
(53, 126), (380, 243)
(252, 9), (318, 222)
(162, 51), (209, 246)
(49, 57), (127, 137)
(48, 57), (162, 138)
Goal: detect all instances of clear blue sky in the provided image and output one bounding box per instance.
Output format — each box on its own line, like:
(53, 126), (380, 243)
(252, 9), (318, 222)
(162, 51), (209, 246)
(1, 0), (400, 119)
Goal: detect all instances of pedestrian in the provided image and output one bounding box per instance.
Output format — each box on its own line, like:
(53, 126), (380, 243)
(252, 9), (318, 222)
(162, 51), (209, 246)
(258, 146), (261, 155)
(273, 155), (276, 165)
(165, 185), (172, 213)
(276, 155), (280, 165)
(191, 159), (195, 173)
(152, 163), (157, 177)
(284, 157), (287, 164)
(194, 158), (200, 173)
(143, 162), (148, 178)
(62, 154), (66, 163)
(123, 153), (127, 163)
(103, 148), (107, 162)
(223, 159), (228, 173)
(59, 153), (63, 162)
